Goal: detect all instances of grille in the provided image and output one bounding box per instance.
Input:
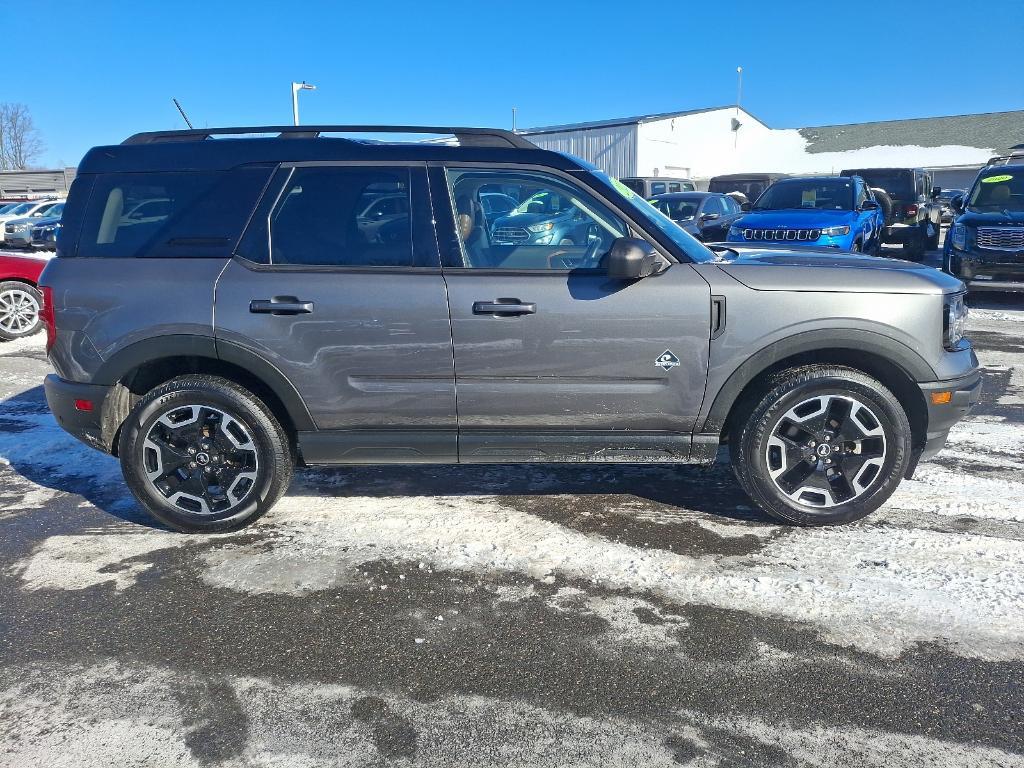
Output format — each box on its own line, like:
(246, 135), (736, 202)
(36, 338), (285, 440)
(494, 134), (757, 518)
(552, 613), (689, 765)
(742, 228), (821, 242)
(4, 224), (14, 234)
(493, 227), (530, 242)
(977, 227), (1024, 251)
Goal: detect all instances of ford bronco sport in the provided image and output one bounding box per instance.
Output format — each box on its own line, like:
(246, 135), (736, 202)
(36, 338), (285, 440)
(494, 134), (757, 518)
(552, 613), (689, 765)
(40, 125), (981, 533)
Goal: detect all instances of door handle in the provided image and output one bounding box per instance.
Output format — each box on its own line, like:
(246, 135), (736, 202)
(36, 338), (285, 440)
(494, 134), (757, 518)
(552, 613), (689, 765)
(249, 297), (314, 315)
(473, 299), (537, 316)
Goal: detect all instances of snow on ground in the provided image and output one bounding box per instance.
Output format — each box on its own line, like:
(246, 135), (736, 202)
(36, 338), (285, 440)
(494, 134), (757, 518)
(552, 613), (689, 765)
(2, 661), (1021, 768)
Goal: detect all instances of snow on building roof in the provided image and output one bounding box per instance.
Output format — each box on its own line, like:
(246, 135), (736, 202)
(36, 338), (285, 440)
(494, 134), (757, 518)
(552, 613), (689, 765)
(798, 110), (1024, 155)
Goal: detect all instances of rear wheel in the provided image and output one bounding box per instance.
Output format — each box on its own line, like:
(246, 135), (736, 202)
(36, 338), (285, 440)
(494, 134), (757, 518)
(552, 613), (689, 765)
(0, 282), (42, 341)
(118, 375), (293, 533)
(902, 229), (925, 261)
(926, 219), (940, 250)
(731, 366), (911, 526)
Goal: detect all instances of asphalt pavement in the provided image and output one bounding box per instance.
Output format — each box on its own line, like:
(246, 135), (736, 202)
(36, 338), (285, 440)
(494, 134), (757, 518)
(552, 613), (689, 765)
(0, 246), (1022, 767)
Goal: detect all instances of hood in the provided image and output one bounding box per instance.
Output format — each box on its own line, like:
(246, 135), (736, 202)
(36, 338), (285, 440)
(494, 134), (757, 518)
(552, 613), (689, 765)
(735, 209), (854, 229)
(715, 247), (963, 295)
(2, 216), (40, 227)
(956, 210), (1024, 227)
(30, 216), (62, 227)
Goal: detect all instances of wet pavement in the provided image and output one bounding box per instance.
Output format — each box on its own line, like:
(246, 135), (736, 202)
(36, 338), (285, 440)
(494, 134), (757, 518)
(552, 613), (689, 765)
(1, 250), (1023, 767)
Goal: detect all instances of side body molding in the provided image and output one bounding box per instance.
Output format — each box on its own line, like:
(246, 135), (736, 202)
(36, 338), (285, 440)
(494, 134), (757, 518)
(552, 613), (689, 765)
(698, 328), (937, 435)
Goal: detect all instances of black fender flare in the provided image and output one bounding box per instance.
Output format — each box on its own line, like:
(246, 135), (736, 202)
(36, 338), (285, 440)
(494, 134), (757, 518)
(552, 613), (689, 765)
(698, 329), (935, 435)
(92, 334), (315, 432)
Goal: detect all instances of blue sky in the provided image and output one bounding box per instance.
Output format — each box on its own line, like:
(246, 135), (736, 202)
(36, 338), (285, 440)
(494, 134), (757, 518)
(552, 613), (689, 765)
(5, 0), (1023, 168)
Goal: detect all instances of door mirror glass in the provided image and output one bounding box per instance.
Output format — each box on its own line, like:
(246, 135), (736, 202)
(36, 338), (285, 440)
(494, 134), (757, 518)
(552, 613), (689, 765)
(606, 237), (659, 281)
(741, 201), (752, 212)
(931, 186), (942, 199)
(860, 200), (879, 211)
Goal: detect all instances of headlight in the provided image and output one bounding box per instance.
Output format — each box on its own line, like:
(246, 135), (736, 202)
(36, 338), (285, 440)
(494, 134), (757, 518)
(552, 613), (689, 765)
(944, 293), (968, 350)
(951, 223), (967, 250)
(821, 225), (851, 236)
(527, 222), (554, 233)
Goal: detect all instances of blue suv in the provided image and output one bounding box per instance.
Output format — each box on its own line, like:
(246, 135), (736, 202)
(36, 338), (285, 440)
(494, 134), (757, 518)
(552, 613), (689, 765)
(727, 176), (884, 253)
(489, 189), (598, 246)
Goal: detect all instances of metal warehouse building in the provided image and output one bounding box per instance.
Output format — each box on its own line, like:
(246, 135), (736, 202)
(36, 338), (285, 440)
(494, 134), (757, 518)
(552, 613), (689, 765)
(522, 108), (1024, 189)
(0, 168), (77, 199)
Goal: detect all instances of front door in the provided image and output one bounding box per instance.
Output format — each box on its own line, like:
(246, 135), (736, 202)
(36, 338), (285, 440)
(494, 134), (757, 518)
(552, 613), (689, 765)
(214, 163), (457, 463)
(433, 165), (711, 462)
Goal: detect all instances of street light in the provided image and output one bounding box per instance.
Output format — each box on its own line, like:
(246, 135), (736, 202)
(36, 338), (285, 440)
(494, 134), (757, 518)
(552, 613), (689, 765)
(291, 81), (317, 126)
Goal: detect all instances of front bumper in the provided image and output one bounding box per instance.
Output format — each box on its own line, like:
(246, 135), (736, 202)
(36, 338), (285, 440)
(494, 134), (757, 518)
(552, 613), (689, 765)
(44, 374), (112, 453)
(906, 369), (983, 476)
(948, 247), (1024, 292)
(3, 230), (33, 247)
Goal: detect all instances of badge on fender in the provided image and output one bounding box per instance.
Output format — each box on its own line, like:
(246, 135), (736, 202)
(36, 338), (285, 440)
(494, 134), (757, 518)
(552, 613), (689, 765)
(655, 350), (681, 371)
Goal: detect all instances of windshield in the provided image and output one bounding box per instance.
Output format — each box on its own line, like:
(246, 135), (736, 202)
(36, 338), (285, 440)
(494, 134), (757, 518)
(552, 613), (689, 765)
(7, 202), (36, 216)
(649, 197), (700, 221)
(848, 170), (913, 198)
(44, 203), (64, 217)
(513, 190), (574, 215)
(598, 172), (714, 263)
(755, 179), (854, 211)
(967, 171), (1024, 213)
(0, 203), (18, 215)
(708, 179), (769, 200)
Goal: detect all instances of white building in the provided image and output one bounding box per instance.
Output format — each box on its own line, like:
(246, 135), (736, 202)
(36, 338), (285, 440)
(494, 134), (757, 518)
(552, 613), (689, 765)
(522, 107), (1024, 189)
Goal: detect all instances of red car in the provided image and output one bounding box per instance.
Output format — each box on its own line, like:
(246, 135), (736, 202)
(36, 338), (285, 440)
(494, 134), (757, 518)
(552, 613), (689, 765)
(0, 251), (49, 341)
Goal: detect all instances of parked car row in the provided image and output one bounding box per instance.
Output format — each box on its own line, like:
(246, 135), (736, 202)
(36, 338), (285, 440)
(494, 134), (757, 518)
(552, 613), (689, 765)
(0, 198), (66, 250)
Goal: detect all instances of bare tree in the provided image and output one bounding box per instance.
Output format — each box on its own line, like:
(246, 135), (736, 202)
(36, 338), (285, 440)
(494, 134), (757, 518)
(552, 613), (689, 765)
(0, 103), (45, 170)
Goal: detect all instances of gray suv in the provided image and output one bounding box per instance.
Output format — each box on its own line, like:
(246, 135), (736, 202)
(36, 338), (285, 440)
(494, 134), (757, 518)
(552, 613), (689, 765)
(40, 125), (981, 533)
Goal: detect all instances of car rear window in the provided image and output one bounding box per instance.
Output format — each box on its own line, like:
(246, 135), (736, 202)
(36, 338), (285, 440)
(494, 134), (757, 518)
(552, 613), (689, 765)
(76, 167), (272, 258)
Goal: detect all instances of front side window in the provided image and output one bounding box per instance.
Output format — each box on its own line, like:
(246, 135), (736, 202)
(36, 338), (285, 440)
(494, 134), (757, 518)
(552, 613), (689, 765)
(268, 166), (417, 267)
(446, 168), (627, 270)
(650, 197), (699, 222)
(650, 181), (667, 195)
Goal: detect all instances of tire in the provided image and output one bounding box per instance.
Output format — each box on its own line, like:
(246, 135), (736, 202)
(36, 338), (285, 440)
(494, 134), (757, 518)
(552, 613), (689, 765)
(118, 375), (293, 533)
(850, 240), (862, 253)
(902, 230), (925, 262)
(0, 281), (43, 341)
(731, 366), (911, 526)
(926, 219), (940, 250)
(869, 188), (893, 225)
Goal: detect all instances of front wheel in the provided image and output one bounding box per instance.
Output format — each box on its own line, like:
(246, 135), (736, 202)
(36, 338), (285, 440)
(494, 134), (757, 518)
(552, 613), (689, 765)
(731, 366), (911, 525)
(0, 282), (42, 341)
(118, 375), (293, 533)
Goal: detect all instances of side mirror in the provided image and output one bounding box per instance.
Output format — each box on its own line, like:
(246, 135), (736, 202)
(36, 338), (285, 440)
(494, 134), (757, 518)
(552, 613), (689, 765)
(606, 237), (659, 281)
(741, 202), (752, 212)
(860, 200), (879, 211)
(950, 194), (963, 213)
(700, 212), (720, 221)
(931, 186), (942, 199)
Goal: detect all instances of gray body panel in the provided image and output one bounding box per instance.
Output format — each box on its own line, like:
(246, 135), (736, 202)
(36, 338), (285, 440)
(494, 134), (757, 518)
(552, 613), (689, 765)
(443, 264), (711, 458)
(44, 257), (222, 383)
(213, 258), (457, 435)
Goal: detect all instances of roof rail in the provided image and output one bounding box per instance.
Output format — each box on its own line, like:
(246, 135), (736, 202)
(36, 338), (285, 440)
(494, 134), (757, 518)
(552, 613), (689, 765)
(985, 152), (1024, 166)
(121, 125), (537, 149)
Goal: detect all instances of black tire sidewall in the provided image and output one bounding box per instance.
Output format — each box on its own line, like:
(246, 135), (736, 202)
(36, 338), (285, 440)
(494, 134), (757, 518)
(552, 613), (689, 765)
(0, 282), (43, 341)
(737, 370), (911, 526)
(119, 379), (289, 532)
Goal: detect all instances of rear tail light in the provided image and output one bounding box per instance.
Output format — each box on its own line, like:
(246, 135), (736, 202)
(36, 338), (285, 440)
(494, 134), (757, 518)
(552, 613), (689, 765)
(39, 285), (56, 353)
(905, 204), (919, 217)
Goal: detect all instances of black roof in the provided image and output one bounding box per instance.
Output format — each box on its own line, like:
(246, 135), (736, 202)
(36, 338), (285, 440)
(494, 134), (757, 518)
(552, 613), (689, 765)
(708, 173), (788, 181)
(79, 125), (585, 175)
(649, 191), (710, 199)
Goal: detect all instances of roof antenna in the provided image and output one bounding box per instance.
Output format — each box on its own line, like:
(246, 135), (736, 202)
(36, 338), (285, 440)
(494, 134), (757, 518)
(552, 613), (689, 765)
(172, 98), (194, 129)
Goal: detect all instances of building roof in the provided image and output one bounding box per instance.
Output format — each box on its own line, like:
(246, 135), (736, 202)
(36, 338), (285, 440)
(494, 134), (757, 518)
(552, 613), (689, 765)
(798, 110), (1024, 154)
(523, 105), (759, 135)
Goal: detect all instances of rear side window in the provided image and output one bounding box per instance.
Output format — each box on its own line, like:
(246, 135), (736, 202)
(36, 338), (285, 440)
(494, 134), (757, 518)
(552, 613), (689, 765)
(77, 168), (271, 258)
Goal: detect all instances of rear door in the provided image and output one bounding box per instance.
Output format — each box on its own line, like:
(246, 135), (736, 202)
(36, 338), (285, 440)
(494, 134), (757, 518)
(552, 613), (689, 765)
(214, 163), (458, 462)
(432, 164), (711, 462)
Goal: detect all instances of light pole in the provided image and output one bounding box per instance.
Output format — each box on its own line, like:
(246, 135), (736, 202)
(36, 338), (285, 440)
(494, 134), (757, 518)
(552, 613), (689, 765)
(291, 81), (317, 126)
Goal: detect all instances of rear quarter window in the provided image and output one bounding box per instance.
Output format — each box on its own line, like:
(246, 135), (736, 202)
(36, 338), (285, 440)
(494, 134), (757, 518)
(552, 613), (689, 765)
(76, 167), (272, 258)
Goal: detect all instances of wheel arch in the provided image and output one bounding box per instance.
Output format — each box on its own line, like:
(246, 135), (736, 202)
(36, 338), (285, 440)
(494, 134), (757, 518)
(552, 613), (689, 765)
(703, 331), (931, 453)
(94, 335), (315, 455)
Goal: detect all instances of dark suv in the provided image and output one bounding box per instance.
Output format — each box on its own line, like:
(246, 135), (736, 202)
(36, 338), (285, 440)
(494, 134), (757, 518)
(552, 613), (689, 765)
(40, 125), (980, 533)
(943, 164), (1024, 292)
(840, 168), (943, 259)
